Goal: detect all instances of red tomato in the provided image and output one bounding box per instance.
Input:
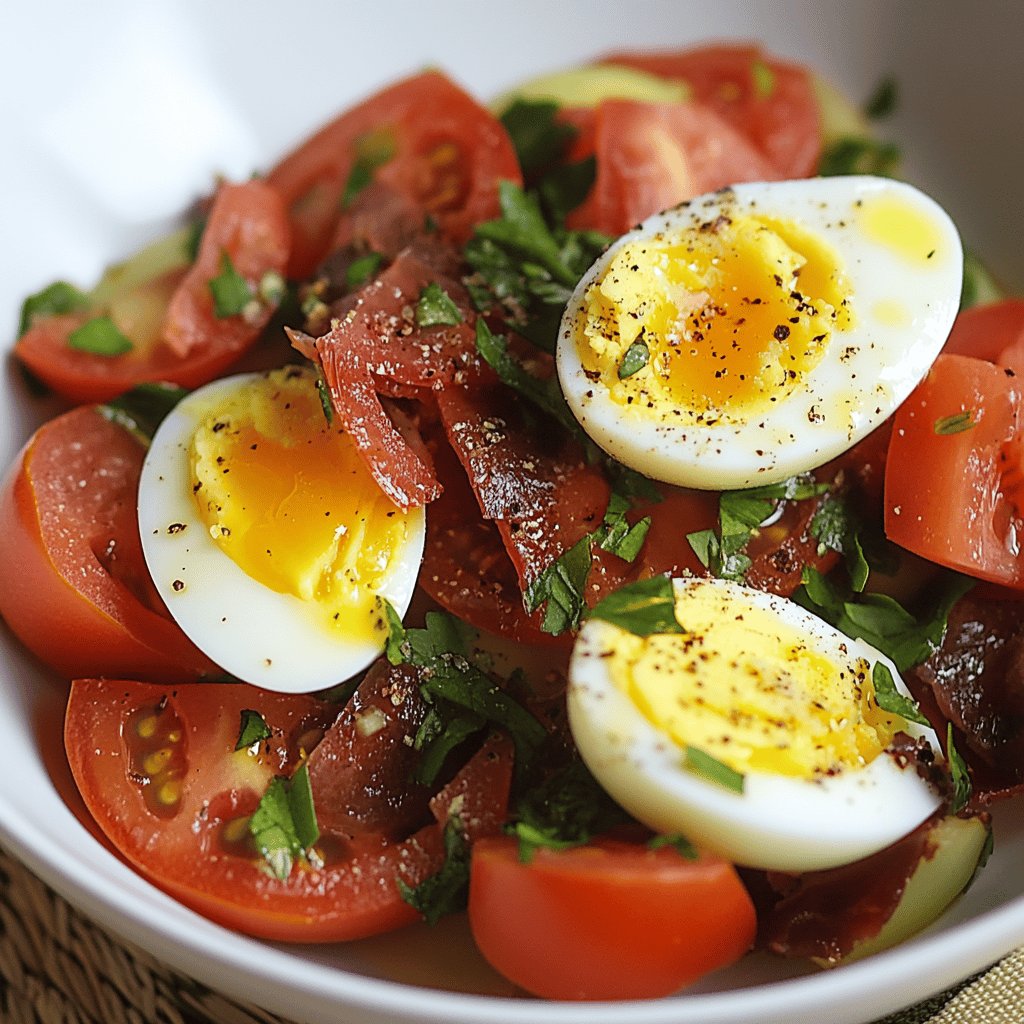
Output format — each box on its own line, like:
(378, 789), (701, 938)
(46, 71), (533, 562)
(15, 181), (290, 404)
(603, 44), (822, 178)
(568, 99), (784, 236)
(0, 406), (217, 682)
(942, 298), (1024, 377)
(468, 837), (756, 1000)
(885, 353), (1024, 589)
(267, 71), (521, 279)
(66, 675), (513, 942)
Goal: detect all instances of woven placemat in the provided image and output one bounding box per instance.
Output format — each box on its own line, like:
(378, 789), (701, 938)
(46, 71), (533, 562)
(0, 845), (1019, 1024)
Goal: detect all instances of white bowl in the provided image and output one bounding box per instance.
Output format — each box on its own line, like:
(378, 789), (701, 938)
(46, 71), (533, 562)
(2, 2), (1023, 1022)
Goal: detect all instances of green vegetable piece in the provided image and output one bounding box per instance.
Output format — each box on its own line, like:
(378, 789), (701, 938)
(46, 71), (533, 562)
(595, 492), (650, 563)
(248, 764), (320, 880)
(819, 136), (901, 178)
(67, 316), (134, 357)
(947, 724), (972, 815)
(648, 833), (698, 859)
(98, 382), (189, 447)
(685, 746), (745, 794)
(618, 337), (650, 379)
(934, 411), (975, 435)
(864, 76), (898, 119)
(397, 816), (471, 924)
(342, 128), (397, 209)
(751, 59), (776, 99)
(539, 156), (597, 225)
(346, 251), (384, 290)
(415, 282), (464, 327)
(810, 493), (870, 592)
(960, 250), (1004, 311)
(587, 576), (683, 637)
(524, 533), (593, 635)
(208, 251), (253, 318)
(314, 366), (333, 427)
(500, 98), (577, 177)
(235, 709), (272, 751)
(872, 662), (931, 727)
(18, 281), (89, 337)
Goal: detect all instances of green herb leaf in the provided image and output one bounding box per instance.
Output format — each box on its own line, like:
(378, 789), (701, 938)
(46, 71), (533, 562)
(618, 337), (650, 379)
(947, 724), (972, 814)
(648, 833), (698, 859)
(685, 746), (745, 794)
(960, 250), (1004, 311)
(819, 137), (901, 178)
(587, 576), (683, 637)
(934, 410), (976, 435)
(184, 217), (206, 262)
(523, 533), (593, 636)
(594, 492), (650, 562)
(751, 59), (776, 99)
(346, 251), (384, 290)
(98, 382), (189, 447)
(398, 815), (471, 924)
(538, 156), (597, 225)
(872, 662), (931, 726)
(341, 128), (397, 209)
(314, 365), (334, 426)
(687, 528), (752, 583)
(248, 764), (320, 880)
(235, 709), (272, 751)
(415, 282), (464, 327)
(810, 493), (870, 592)
(18, 280), (89, 337)
(499, 99), (577, 177)
(208, 251), (253, 318)
(510, 756), (631, 863)
(67, 316), (133, 357)
(864, 76), (899, 119)
(382, 598), (407, 666)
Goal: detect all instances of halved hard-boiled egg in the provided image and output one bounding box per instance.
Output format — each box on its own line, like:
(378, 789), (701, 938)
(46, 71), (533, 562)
(567, 577), (943, 872)
(139, 367), (424, 692)
(557, 175), (963, 489)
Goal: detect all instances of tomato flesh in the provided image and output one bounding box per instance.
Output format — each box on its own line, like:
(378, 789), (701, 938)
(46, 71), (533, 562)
(468, 836), (756, 1000)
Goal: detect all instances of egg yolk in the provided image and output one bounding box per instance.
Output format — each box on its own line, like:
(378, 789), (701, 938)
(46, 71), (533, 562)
(189, 368), (408, 643)
(578, 210), (853, 424)
(605, 583), (903, 779)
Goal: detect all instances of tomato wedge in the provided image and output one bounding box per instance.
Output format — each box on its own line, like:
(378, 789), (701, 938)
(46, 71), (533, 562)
(267, 71), (521, 279)
(0, 406), (217, 682)
(15, 181), (290, 404)
(468, 836), (756, 1000)
(66, 674), (513, 942)
(942, 298), (1024, 376)
(568, 99), (784, 236)
(885, 353), (1024, 589)
(603, 44), (822, 178)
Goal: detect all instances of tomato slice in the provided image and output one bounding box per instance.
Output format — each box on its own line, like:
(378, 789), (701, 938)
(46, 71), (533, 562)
(0, 406), (217, 682)
(267, 71), (521, 279)
(468, 836), (756, 1000)
(66, 674), (513, 942)
(568, 98), (784, 236)
(603, 44), (822, 178)
(942, 298), (1024, 376)
(885, 353), (1024, 589)
(15, 181), (290, 404)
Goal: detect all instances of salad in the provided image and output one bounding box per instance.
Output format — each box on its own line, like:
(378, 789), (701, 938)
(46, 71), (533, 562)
(2, 42), (1020, 1004)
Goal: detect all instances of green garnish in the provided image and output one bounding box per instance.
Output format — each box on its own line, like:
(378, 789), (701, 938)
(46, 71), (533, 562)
(809, 493), (870, 592)
(960, 250), (1004, 311)
(864, 76), (898, 119)
(500, 98), (577, 177)
(18, 280), (89, 337)
(751, 59), (776, 99)
(947, 724), (972, 814)
(819, 137), (901, 178)
(67, 316), (133, 357)
(415, 282), (464, 327)
(871, 662), (931, 726)
(397, 815), (471, 924)
(594, 492), (651, 563)
(934, 411), (976, 435)
(208, 251), (253, 318)
(235, 709), (272, 751)
(618, 337), (650, 379)
(314, 366), (333, 426)
(648, 833), (698, 859)
(685, 746), (745, 794)
(341, 128), (397, 209)
(248, 764), (319, 881)
(346, 251), (384, 290)
(587, 576), (683, 637)
(98, 382), (189, 447)
(523, 533), (593, 636)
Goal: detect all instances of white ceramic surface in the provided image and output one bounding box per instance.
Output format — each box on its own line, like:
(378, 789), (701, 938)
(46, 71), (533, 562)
(2, 2), (1023, 1022)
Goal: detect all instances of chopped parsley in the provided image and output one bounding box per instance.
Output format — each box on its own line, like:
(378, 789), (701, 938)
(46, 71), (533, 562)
(18, 280), (89, 337)
(934, 410), (976, 435)
(345, 251), (384, 290)
(751, 59), (776, 99)
(871, 662), (931, 726)
(587, 576), (683, 637)
(235, 709), (272, 751)
(208, 251), (253, 318)
(864, 75), (899, 119)
(67, 316), (133, 357)
(618, 337), (650, 379)
(398, 814), (472, 924)
(961, 250), (1004, 311)
(648, 833), (698, 859)
(248, 764), (319, 881)
(523, 533), (593, 636)
(819, 137), (901, 178)
(809, 493), (870, 592)
(947, 724), (972, 815)
(415, 282), (464, 327)
(98, 382), (189, 447)
(341, 128), (396, 209)
(500, 98), (578, 178)
(594, 492), (651, 562)
(685, 746), (745, 794)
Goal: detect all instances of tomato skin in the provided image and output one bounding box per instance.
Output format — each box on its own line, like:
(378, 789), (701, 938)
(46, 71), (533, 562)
(0, 407), (216, 682)
(66, 676), (514, 942)
(15, 181), (290, 404)
(603, 44), (822, 178)
(267, 71), (520, 279)
(942, 298), (1024, 376)
(468, 837), (756, 1000)
(885, 353), (1024, 589)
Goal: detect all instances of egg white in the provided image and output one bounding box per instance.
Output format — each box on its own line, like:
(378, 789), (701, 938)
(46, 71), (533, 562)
(567, 578), (943, 872)
(138, 372), (425, 693)
(557, 175), (963, 490)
